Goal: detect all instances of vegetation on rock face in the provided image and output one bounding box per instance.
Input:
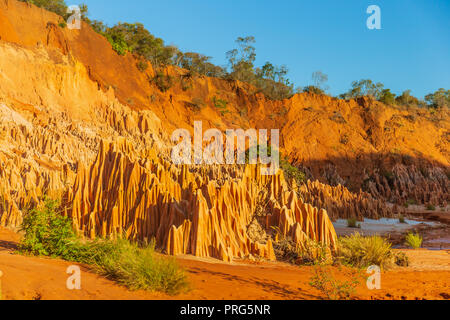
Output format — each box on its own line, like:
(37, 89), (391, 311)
(225, 36), (294, 100)
(244, 145), (307, 186)
(21, 0), (68, 17)
(152, 71), (174, 92)
(20, 0), (449, 106)
(20, 0), (88, 20)
(176, 52), (226, 78)
(91, 22), (178, 66)
(19, 198), (189, 295)
(280, 158), (307, 185)
(339, 79), (448, 110)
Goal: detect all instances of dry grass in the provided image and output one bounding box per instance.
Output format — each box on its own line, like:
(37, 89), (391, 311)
(336, 233), (394, 269)
(405, 232), (423, 249)
(19, 198), (189, 295)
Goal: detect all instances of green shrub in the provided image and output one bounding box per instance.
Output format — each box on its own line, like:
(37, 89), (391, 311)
(136, 60), (148, 72)
(405, 232), (422, 249)
(152, 72), (173, 92)
(180, 73), (193, 91)
(19, 198), (189, 295)
(77, 239), (189, 294)
(425, 88), (450, 109)
(426, 204), (436, 211)
(394, 251), (410, 266)
(212, 96), (230, 116)
(302, 85), (325, 95)
(105, 34), (129, 56)
(212, 96), (228, 110)
(19, 198), (76, 258)
(271, 227), (330, 266)
(184, 98), (205, 112)
(309, 266), (363, 300)
(20, 0), (68, 17)
(339, 79), (384, 100)
(20, 1), (88, 23)
(346, 218), (361, 229)
(336, 233), (394, 269)
(297, 239), (331, 266)
(398, 215), (406, 224)
(379, 88), (396, 105)
(280, 158), (306, 185)
(58, 21), (67, 28)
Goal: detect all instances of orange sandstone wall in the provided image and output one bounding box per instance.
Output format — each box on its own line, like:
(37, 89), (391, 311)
(66, 139), (337, 261)
(0, 0), (448, 195)
(0, 0), (448, 243)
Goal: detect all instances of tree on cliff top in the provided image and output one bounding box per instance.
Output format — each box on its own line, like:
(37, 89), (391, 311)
(340, 79), (385, 100)
(22, 0), (67, 16)
(425, 88), (450, 109)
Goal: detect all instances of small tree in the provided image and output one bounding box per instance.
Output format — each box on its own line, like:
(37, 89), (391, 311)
(425, 88), (450, 109)
(21, 0), (68, 17)
(19, 198), (76, 258)
(396, 90), (421, 107)
(311, 71), (329, 92)
(341, 79), (384, 100)
(379, 88), (396, 105)
(227, 36), (257, 83)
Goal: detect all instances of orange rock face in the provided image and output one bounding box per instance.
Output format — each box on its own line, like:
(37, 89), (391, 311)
(66, 139), (337, 261)
(0, 0), (448, 262)
(367, 164), (449, 207)
(296, 180), (396, 221)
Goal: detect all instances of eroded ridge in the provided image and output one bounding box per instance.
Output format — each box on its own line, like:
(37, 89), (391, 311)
(296, 179), (396, 221)
(66, 139), (337, 261)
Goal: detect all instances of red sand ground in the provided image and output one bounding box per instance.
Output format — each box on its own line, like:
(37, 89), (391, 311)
(0, 227), (448, 300)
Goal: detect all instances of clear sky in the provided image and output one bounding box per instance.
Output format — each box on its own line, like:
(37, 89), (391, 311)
(80, 0), (449, 98)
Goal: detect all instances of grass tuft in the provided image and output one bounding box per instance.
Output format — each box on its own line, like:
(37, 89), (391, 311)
(271, 227), (331, 265)
(346, 218), (361, 229)
(309, 265), (363, 300)
(405, 232), (422, 249)
(394, 251), (410, 266)
(18, 198), (189, 295)
(336, 233), (393, 269)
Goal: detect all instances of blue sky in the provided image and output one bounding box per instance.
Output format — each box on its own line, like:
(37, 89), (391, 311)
(80, 0), (449, 98)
